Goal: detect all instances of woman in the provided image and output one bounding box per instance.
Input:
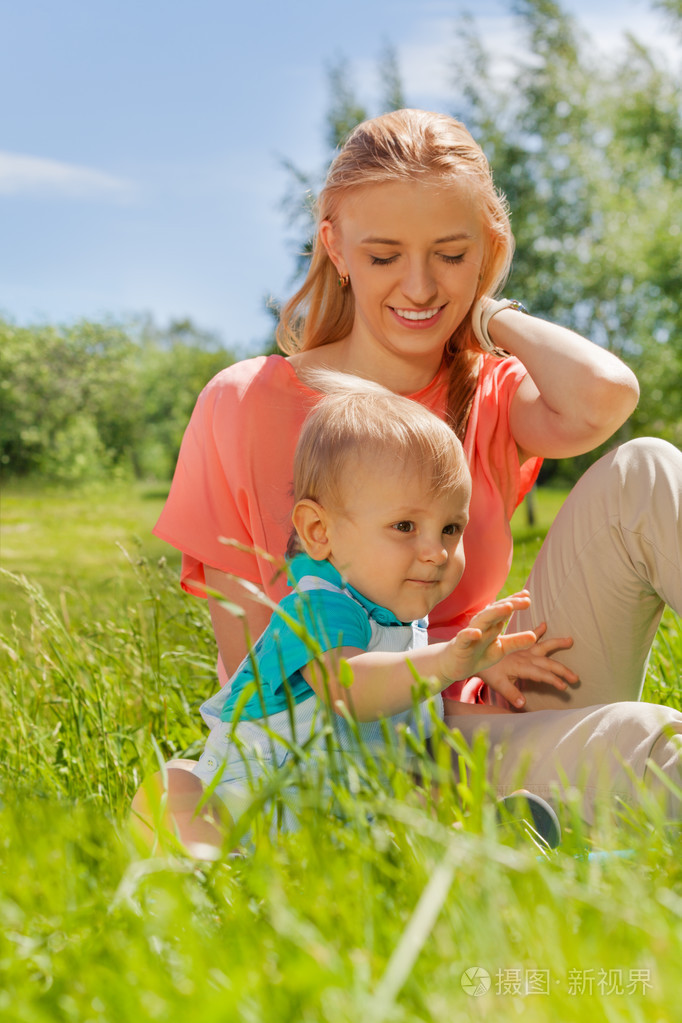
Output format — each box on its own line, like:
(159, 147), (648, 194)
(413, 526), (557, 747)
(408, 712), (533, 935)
(148, 109), (682, 841)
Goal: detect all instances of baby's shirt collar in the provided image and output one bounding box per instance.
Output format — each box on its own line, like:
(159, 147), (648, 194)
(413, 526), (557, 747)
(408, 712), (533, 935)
(287, 553), (423, 628)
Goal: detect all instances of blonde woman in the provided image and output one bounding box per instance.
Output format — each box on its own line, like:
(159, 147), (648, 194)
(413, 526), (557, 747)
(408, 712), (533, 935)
(143, 110), (682, 848)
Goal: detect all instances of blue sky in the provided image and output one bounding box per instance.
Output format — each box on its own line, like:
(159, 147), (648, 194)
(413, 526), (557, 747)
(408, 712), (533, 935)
(2, 0), (676, 355)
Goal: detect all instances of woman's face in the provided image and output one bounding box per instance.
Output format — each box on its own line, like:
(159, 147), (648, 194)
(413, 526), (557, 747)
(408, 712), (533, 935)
(320, 177), (487, 374)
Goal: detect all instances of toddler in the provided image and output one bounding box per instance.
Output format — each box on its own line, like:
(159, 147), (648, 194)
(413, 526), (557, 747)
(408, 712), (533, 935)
(192, 374), (563, 833)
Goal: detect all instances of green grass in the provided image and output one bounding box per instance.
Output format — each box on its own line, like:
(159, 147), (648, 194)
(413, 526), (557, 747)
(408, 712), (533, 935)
(0, 479), (180, 627)
(1, 480), (681, 1022)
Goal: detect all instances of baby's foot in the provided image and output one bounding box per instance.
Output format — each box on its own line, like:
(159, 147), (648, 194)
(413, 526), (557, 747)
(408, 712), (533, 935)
(497, 790), (561, 849)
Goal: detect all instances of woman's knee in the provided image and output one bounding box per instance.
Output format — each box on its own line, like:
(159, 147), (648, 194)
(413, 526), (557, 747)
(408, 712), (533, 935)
(569, 437), (682, 550)
(577, 438), (682, 500)
(602, 701), (682, 744)
(611, 436), (682, 483)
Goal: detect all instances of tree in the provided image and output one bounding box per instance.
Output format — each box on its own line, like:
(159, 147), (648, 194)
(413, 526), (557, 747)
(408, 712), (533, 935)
(270, 5), (681, 458)
(0, 319), (139, 480)
(449, 0), (682, 456)
(378, 41), (406, 113)
(277, 47), (405, 290)
(135, 318), (233, 479)
(0, 317), (234, 482)
(652, 0), (682, 36)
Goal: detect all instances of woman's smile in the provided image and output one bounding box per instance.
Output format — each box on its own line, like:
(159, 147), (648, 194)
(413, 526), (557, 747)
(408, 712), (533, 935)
(390, 304), (447, 329)
(318, 178), (484, 386)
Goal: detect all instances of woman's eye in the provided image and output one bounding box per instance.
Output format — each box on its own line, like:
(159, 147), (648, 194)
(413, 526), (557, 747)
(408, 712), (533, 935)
(370, 255), (399, 266)
(393, 521), (415, 533)
(440, 253), (465, 265)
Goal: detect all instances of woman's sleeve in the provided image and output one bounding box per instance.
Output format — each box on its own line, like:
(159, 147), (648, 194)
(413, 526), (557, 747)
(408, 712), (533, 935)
(153, 366), (263, 597)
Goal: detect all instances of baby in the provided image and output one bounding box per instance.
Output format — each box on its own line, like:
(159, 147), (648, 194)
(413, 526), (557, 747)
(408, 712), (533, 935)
(192, 374), (555, 832)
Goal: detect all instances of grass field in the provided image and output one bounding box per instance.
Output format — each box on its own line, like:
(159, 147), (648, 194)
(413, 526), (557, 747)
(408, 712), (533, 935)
(1, 480), (681, 1022)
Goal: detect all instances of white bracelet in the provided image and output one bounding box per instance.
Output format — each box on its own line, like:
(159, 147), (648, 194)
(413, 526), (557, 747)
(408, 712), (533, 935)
(471, 298), (528, 353)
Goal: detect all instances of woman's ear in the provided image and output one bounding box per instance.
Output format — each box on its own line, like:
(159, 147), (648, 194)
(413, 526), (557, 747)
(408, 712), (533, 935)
(319, 220), (347, 279)
(291, 499), (332, 561)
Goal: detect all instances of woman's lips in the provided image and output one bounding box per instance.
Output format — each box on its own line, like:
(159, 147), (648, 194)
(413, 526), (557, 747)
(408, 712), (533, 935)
(390, 305), (446, 329)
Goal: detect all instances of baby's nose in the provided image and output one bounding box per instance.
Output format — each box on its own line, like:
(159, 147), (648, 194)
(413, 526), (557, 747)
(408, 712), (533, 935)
(420, 538), (448, 564)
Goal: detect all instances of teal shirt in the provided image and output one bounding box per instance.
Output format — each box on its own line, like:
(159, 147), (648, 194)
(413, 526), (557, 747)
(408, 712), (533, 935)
(220, 553), (410, 722)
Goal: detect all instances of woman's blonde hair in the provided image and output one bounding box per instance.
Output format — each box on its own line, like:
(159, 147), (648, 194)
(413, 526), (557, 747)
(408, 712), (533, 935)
(277, 108), (514, 438)
(287, 370), (470, 557)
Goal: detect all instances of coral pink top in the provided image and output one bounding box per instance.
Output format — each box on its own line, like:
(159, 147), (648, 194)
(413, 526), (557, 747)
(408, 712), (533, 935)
(154, 354), (541, 700)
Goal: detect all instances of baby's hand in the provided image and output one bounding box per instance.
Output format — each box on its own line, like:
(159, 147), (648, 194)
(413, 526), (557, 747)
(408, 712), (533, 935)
(440, 592), (537, 708)
(477, 622), (578, 709)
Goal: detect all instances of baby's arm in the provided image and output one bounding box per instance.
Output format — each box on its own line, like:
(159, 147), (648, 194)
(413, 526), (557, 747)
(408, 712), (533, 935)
(301, 592), (542, 720)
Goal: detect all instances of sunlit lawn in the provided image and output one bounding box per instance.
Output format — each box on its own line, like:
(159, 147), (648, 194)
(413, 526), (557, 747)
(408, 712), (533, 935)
(0, 480), (179, 626)
(0, 480), (562, 624)
(1, 478), (681, 1022)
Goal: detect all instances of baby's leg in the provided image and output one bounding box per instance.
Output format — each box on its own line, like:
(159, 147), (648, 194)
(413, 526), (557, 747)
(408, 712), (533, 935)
(446, 701), (682, 824)
(193, 717), (304, 836)
(129, 760), (225, 858)
(508, 438), (682, 711)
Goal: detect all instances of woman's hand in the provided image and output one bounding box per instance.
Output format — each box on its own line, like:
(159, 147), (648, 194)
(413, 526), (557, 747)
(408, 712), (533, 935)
(438, 592), (538, 708)
(477, 622), (578, 709)
(475, 299), (639, 461)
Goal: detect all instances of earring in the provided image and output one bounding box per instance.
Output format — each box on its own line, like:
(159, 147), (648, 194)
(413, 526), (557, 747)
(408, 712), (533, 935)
(338, 274), (350, 288)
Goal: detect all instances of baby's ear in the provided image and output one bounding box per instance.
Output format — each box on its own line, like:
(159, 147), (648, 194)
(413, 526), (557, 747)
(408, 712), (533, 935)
(291, 499), (331, 561)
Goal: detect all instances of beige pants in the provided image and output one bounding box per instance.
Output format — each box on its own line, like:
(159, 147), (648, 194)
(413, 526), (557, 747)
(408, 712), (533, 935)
(452, 438), (682, 821)
(446, 702), (682, 822)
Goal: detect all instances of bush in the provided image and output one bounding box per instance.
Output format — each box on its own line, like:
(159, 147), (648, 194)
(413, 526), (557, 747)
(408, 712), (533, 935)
(0, 316), (235, 483)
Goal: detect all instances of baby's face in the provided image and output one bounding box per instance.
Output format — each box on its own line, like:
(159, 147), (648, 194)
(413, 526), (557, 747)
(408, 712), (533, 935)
(324, 457), (470, 623)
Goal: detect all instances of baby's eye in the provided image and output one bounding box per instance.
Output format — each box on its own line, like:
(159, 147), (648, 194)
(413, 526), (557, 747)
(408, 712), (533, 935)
(393, 521), (415, 533)
(442, 523), (461, 536)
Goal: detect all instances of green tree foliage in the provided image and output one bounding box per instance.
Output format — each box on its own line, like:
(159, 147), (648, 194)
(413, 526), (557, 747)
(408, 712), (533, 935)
(279, 48), (404, 287)
(378, 41), (406, 113)
(449, 0), (682, 455)
(0, 317), (234, 482)
(277, 6), (680, 471)
(133, 318), (235, 480)
(652, 0), (682, 35)
(325, 57), (370, 152)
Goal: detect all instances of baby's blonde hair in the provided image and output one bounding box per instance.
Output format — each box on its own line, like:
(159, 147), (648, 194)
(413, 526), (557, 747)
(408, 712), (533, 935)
(288, 371), (470, 557)
(276, 109), (514, 439)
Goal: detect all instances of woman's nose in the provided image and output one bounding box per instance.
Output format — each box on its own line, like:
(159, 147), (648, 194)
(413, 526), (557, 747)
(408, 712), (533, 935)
(401, 259), (437, 305)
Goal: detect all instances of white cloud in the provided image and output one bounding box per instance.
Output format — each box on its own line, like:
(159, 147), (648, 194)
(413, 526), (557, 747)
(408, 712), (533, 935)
(371, 6), (679, 112)
(0, 151), (134, 201)
(347, 13), (522, 114)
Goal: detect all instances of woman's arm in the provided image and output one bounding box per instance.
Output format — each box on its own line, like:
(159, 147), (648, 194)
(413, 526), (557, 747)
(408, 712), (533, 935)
(487, 308), (639, 461)
(204, 565), (272, 678)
